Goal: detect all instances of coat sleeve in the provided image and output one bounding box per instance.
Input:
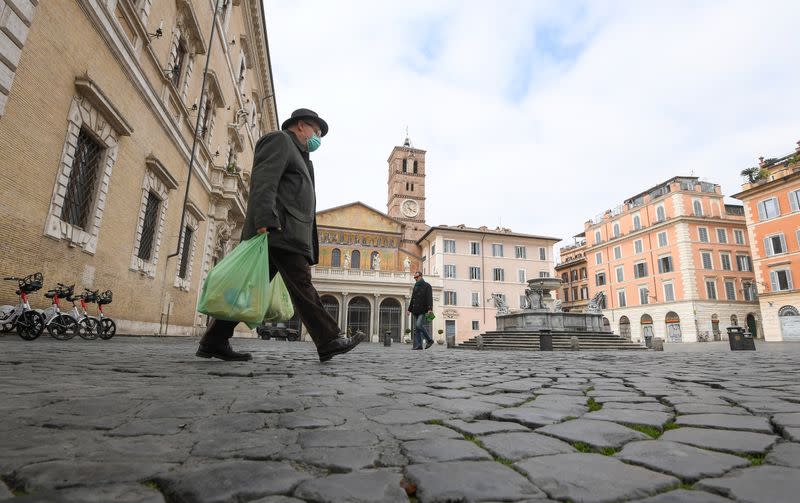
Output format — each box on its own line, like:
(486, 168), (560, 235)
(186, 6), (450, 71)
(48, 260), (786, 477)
(425, 283), (433, 311)
(250, 133), (291, 231)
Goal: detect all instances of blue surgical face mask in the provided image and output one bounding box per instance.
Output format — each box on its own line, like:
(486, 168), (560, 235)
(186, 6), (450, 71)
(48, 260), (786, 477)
(307, 134), (321, 152)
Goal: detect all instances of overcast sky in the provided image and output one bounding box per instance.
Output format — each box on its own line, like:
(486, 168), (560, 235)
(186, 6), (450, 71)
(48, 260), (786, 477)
(264, 0), (800, 248)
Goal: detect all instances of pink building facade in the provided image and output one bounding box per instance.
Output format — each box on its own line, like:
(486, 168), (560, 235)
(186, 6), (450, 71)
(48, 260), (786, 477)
(418, 225), (559, 343)
(584, 177), (761, 343)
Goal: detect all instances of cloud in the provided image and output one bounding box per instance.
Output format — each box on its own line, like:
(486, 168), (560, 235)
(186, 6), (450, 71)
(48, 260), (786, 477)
(263, 0), (800, 249)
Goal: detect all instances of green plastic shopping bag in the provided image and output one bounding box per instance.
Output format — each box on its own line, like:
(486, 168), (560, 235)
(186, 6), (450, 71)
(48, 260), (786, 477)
(197, 233), (270, 328)
(264, 273), (294, 322)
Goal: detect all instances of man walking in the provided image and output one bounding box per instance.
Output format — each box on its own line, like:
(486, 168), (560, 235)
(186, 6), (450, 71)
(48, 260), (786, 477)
(197, 108), (366, 362)
(407, 271), (434, 350)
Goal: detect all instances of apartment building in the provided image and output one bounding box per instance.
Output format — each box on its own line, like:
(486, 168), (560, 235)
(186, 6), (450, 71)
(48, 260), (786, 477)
(418, 226), (559, 343)
(732, 142), (800, 341)
(584, 177), (760, 343)
(555, 234), (589, 312)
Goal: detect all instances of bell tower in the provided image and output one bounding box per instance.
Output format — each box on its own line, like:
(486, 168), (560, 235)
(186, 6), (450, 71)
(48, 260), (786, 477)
(387, 134), (428, 251)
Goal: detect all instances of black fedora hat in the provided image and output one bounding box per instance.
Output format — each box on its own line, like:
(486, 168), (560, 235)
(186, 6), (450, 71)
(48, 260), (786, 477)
(281, 108), (329, 137)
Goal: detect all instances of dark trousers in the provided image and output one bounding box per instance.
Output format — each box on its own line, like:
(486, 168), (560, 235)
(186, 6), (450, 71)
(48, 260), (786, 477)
(413, 313), (433, 349)
(201, 247), (340, 349)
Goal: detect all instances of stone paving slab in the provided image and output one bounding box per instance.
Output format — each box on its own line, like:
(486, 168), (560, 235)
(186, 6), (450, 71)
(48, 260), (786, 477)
(516, 453), (679, 503)
(696, 465), (800, 503)
(405, 460), (546, 502)
(292, 470), (407, 503)
(402, 438), (492, 463)
(2, 337), (800, 502)
(765, 442), (800, 468)
(629, 489), (733, 502)
(616, 440), (750, 482)
(660, 427), (779, 454)
(675, 413), (774, 433)
(536, 419), (649, 449)
(582, 409), (674, 429)
(478, 431), (576, 461)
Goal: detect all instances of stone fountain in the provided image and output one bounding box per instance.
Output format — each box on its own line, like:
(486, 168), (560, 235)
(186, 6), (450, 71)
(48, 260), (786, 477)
(493, 277), (608, 333)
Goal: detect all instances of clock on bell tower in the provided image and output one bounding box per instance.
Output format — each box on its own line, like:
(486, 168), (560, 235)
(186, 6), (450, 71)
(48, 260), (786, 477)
(387, 135), (428, 248)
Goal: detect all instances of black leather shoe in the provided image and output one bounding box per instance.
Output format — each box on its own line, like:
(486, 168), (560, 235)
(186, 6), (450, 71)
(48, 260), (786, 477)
(318, 331), (367, 362)
(196, 341), (252, 361)
(425, 340), (434, 349)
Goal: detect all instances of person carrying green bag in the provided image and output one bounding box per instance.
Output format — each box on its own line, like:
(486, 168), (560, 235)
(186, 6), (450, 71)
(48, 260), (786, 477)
(196, 108), (367, 362)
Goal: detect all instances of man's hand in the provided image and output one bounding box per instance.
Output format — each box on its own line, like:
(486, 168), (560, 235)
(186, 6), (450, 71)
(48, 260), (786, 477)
(257, 227), (269, 234)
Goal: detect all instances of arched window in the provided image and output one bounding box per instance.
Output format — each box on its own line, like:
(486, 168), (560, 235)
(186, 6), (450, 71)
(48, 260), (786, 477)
(331, 248), (341, 268)
(633, 215), (641, 230)
(656, 206), (666, 222)
(351, 250), (361, 269)
(413, 160), (418, 174)
(693, 200), (703, 216)
(613, 223), (620, 237)
(402, 159), (407, 173)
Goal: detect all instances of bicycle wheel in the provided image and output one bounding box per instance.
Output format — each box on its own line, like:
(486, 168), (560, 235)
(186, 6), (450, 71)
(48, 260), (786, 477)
(17, 311), (44, 340)
(99, 318), (116, 340)
(47, 314), (77, 340)
(76, 318), (99, 340)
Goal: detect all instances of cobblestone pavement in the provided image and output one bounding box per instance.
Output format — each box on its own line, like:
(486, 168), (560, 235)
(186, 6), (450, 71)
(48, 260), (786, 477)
(2, 336), (800, 503)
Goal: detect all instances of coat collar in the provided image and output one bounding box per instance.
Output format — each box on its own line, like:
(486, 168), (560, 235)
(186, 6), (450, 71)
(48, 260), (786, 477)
(286, 129), (308, 153)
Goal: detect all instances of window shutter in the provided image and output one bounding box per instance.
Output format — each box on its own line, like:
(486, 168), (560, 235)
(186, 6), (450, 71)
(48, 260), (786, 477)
(774, 198), (781, 216)
(765, 237), (773, 256)
(788, 272), (794, 291)
(780, 234), (787, 254)
(770, 271), (777, 291)
(758, 202), (766, 221)
(791, 191), (799, 212)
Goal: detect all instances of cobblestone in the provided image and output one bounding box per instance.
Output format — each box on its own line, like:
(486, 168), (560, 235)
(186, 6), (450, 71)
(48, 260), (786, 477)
(2, 337), (800, 502)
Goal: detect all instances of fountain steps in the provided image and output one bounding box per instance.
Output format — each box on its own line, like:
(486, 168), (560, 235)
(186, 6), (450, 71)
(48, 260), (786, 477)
(457, 331), (647, 351)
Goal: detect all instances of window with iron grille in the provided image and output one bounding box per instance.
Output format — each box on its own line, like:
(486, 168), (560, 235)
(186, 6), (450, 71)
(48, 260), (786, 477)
(61, 128), (104, 230)
(178, 225), (193, 279)
(172, 40), (187, 88)
(137, 191), (161, 261)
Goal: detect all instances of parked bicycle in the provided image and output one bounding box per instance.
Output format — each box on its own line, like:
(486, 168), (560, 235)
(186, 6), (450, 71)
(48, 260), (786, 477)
(64, 290), (100, 340)
(83, 289), (115, 340)
(39, 283), (78, 340)
(0, 272), (45, 340)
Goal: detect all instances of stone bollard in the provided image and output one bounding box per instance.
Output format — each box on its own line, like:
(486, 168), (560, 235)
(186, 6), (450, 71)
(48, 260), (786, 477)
(383, 330), (392, 347)
(652, 337), (664, 351)
(475, 335), (484, 350)
(446, 334), (456, 348)
(569, 336), (580, 351)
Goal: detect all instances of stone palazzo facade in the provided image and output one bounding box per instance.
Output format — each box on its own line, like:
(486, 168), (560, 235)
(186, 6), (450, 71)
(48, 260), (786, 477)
(0, 0), (278, 335)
